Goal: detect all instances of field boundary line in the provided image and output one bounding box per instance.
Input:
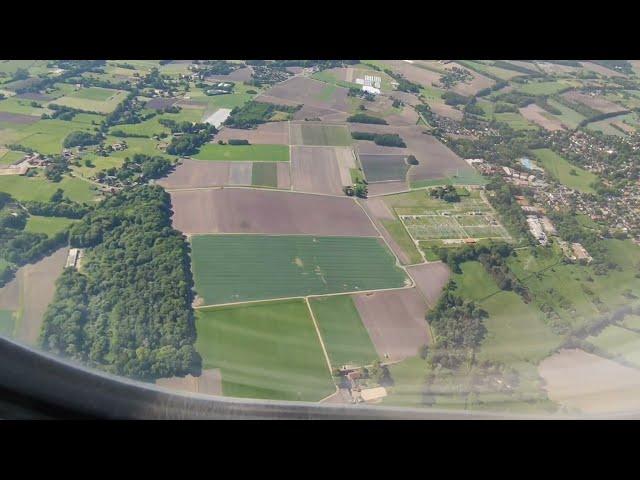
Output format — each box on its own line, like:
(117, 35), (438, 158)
(194, 284), (418, 310)
(305, 297), (339, 400)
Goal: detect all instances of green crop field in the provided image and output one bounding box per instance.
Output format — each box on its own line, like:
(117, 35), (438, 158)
(453, 261), (562, 364)
(193, 144), (289, 162)
(294, 123), (352, 146)
(516, 80), (573, 96)
(251, 162), (278, 187)
(7, 118), (99, 155)
(380, 219), (423, 264)
(51, 88), (127, 114)
(532, 148), (598, 193)
(587, 325), (640, 368)
(0, 149), (24, 165)
(0, 309), (15, 337)
(493, 112), (537, 130)
(195, 299), (334, 401)
(507, 241), (640, 330)
(191, 235), (409, 305)
(71, 87), (119, 101)
(309, 295), (379, 367)
(24, 215), (75, 235)
(0, 174), (96, 203)
(545, 98), (586, 129)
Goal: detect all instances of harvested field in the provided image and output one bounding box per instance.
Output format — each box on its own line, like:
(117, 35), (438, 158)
(155, 369), (222, 396)
(367, 181), (408, 196)
(519, 104), (566, 131)
(256, 76), (351, 114)
(169, 188), (378, 236)
(290, 122), (352, 146)
(406, 262), (450, 305)
(403, 130), (473, 182)
(353, 288), (431, 362)
(228, 162), (253, 185)
(291, 146), (351, 195)
(158, 159), (234, 189)
(215, 122), (290, 145)
(538, 349), (640, 415)
(0, 271), (20, 311)
(0, 111), (39, 125)
(385, 105), (420, 126)
(360, 154), (410, 183)
(562, 90), (628, 114)
(191, 235), (409, 305)
(7, 247), (68, 345)
(205, 67), (253, 82)
(379, 60), (442, 88)
(276, 162), (291, 189)
(445, 62), (495, 97)
(580, 61), (625, 78)
(145, 97), (178, 110)
(429, 102), (463, 121)
(355, 139), (407, 156)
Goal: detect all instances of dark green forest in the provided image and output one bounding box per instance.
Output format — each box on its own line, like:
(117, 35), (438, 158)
(40, 185), (201, 380)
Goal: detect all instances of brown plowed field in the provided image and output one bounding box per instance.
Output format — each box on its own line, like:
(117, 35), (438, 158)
(169, 188), (378, 236)
(562, 90), (628, 114)
(158, 160), (235, 189)
(291, 146), (347, 195)
(353, 288), (431, 362)
(406, 262), (451, 305)
(519, 104), (566, 131)
(215, 122), (290, 145)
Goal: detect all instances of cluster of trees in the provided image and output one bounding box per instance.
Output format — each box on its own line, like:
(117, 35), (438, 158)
(43, 104), (81, 121)
(346, 113), (388, 125)
(14, 61), (105, 95)
(95, 154), (173, 186)
(347, 87), (376, 101)
(0, 193), (69, 284)
(350, 131), (406, 147)
(103, 91), (148, 128)
(247, 65), (291, 86)
(40, 185), (202, 380)
(428, 282), (488, 352)
(442, 91), (470, 106)
(484, 177), (535, 242)
(166, 132), (213, 156)
(224, 101), (300, 129)
(63, 131), (104, 149)
(158, 119), (216, 136)
(439, 67), (473, 89)
(44, 155), (71, 182)
(429, 185), (460, 202)
(23, 189), (90, 219)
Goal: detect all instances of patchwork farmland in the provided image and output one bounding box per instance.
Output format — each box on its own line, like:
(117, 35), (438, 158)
(6, 58), (639, 415)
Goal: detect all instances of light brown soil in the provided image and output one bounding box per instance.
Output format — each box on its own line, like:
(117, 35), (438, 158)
(291, 146), (347, 195)
(15, 247), (68, 345)
(276, 162), (291, 189)
(538, 349), (640, 415)
(406, 262), (451, 306)
(353, 288), (431, 362)
(562, 90), (628, 114)
(169, 188), (378, 236)
(519, 104), (566, 131)
(158, 160), (236, 189)
(215, 122), (290, 145)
